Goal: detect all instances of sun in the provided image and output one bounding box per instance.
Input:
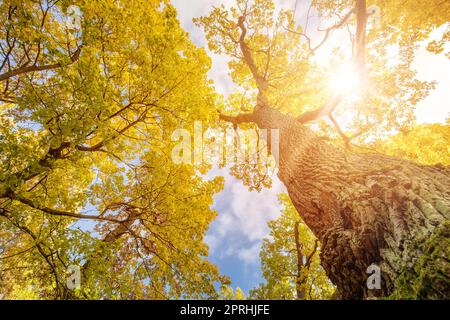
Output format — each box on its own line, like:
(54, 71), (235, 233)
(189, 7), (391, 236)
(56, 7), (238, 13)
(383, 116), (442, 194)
(328, 63), (363, 95)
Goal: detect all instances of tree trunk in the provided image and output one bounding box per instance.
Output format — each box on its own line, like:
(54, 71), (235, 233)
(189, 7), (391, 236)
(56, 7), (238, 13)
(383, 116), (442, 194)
(243, 107), (450, 299)
(294, 221), (307, 300)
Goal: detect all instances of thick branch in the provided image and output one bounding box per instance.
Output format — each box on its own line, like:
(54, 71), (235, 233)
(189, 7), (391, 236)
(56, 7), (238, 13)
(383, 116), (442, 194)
(355, 0), (367, 70)
(218, 110), (257, 125)
(237, 15), (268, 105)
(7, 193), (123, 224)
(0, 46), (82, 82)
(297, 95), (342, 124)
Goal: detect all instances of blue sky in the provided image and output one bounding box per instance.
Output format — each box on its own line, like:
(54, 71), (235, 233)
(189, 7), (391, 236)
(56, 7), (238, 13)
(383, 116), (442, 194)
(170, 0), (450, 295)
(204, 168), (286, 293)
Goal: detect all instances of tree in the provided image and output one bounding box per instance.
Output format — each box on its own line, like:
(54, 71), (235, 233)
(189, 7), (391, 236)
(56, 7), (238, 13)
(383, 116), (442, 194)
(0, 0), (227, 299)
(197, 0), (450, 299)
(250, 194), (334, 300)
(1, 0), (449, 301)
(219, 285), (246, 300)
(373, 123), (450, 166)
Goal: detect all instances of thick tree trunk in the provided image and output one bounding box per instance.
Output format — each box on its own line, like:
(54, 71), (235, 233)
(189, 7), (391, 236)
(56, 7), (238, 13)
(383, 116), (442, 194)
(242, 107), (450, 299)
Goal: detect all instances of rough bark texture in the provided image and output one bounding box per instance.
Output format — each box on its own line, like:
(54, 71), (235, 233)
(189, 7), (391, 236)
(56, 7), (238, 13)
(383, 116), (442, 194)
(235, 106), (450, 299)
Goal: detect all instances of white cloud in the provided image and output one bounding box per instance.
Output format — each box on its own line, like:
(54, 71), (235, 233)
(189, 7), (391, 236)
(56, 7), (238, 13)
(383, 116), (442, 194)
(414, 25), (450, 123)
(204, 167), (285, 264)
(172, 0), (237, 95)
(208, 54), (234, 96)
(204, 233), (220, 252)
(237, 242), (262, 264)
(228, 178), (283, 241)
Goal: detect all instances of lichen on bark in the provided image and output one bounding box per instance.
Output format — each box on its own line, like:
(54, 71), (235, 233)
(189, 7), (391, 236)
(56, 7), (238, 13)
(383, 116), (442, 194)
(388, 220), (450, 299)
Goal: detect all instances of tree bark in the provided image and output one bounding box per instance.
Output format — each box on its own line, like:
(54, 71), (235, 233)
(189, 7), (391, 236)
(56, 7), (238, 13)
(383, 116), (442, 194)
(228, 106), (450, 299)
(294, 221), (307, 300)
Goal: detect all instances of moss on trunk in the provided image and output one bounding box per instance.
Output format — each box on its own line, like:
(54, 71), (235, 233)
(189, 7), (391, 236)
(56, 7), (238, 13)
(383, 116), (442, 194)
(389, 220), (450, 299)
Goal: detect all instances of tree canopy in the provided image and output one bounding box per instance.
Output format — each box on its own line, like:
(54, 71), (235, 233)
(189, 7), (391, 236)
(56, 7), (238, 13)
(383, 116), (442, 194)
(0, 0), (227, 299)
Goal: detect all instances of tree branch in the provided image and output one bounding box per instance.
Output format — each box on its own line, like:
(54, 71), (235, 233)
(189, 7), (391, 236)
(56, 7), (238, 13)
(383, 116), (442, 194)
(296, 95), (342, 124)
(0, 46), (82, 82)
(237, 15), (269, 106)
(329, 113), (351, 146)
(355, 0), (368, 70)
(218, 110), (257, 126)
(285, 9), (354, 53)
(290, 1), (368, 126)
(329, 113), (374, 146)
(305, 239), (319, 268)
(7, 193), (124, 224)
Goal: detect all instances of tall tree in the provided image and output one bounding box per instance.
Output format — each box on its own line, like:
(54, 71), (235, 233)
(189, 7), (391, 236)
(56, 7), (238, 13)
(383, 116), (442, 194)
(197, 0), (450, 299)
(0, 0), (227, 299)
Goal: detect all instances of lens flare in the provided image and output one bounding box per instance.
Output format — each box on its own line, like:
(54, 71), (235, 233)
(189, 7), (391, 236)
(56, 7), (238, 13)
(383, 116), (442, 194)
(328, 64), (362, 95)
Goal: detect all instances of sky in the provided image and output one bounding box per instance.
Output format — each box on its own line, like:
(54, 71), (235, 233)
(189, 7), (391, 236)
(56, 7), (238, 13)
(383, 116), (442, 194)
(204, 168), (285, 293)
(170, 0), (450, 294)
